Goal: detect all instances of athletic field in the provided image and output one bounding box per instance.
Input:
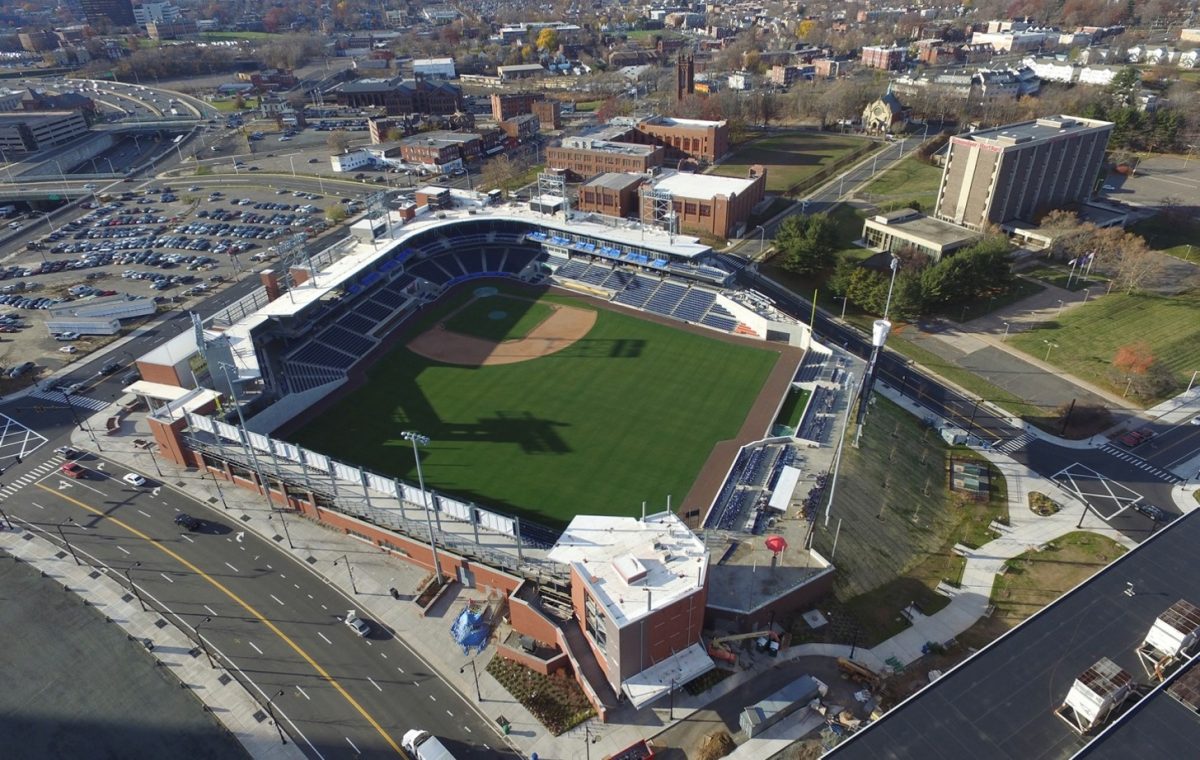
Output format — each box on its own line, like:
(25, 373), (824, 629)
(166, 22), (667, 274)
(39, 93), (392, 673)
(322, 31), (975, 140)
(292, 282), (780, 526)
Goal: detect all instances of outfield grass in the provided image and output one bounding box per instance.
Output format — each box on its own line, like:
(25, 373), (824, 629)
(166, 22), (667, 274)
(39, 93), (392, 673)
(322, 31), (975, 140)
(860, 155), (944, 211)
(707, 131), (867, 194)
(1008, 290), (1200, 402)
(443, 293), (553, 342)
(292, 283), (780, 525)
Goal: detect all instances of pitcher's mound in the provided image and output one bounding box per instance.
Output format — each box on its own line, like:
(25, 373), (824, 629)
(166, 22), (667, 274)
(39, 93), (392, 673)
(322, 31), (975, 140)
(409, 301), (596, 366)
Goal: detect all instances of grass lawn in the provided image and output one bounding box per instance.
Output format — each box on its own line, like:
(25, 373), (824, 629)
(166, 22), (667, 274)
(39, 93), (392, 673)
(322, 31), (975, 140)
(803, 397), (1009, 646)
(960, 532), (1126, 648)
(1008, 290), (1200, 403)
(442, 293), (553, 342)
(1131, 214), (1200, 262)
(860, 155), (944, 211)
(486, 657), (594, 735)
(292, 282), (780, 525)
(1021, 263), (1106, 292)
(707, 131), (868, 195)
(775, 387), (812, 431)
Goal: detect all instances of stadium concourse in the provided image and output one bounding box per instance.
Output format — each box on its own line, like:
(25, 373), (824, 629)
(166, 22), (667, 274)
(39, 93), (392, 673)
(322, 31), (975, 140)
(128, 186), (855, 723)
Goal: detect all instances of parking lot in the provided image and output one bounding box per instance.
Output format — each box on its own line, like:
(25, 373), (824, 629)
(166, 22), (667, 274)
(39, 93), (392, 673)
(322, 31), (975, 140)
(0, 178), (373, 389)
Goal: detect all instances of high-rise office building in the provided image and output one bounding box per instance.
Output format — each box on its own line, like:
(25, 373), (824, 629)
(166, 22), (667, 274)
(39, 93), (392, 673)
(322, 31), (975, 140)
(934, 115), (1113, 230)
(79, 0), (136, 28)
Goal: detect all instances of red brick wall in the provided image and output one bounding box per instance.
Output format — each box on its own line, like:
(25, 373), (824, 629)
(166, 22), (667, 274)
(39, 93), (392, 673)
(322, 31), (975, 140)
(136, 360), (183, 388)
(495, 642), (570, 675)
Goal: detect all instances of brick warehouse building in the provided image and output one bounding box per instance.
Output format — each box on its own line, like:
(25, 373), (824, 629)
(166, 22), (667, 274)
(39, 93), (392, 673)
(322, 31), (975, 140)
(547, 135), (665, 179)
(641, 166), (767, 239)
(934, 115), (1112, 231)
(576, 173), (645, 218)
(334, 76), (463, 116)
(625, 116), (728, 163)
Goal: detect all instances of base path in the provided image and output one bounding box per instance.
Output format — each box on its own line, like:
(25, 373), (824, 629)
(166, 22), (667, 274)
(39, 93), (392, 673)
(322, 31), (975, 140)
(408, 301), (597, 366)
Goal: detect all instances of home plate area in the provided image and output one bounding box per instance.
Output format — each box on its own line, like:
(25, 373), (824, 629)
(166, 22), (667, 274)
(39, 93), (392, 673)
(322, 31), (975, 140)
(1053, 462), (1143, 521)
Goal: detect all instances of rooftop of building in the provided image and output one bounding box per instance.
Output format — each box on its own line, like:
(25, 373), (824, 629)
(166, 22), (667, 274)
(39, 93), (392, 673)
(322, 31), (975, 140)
(400, 130), (478, 146)
(865, 209), (981, 248)
(547, 511), (708, 629)
(640, 115), (726, 129)
(829, 508), (1200, 760)
(558, 136), (659, 156)
(583, 172), (645, 192)
(412, 57), (454, 65)
(497, 64), (548, 72)
(959, 115), (1113, 148)
(337, 77), (458, 93)
(650, 170), (761, 201)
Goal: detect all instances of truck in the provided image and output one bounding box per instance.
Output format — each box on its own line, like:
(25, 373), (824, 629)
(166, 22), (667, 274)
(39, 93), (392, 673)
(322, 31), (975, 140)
(0, 204), (15, 218)
(401, 730), (457, 760)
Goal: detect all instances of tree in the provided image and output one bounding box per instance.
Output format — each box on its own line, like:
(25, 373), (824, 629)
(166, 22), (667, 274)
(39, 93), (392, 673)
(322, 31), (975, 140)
(796, 20), (817, 40)
(776, 214), (837, 276)
(535, 27), (559, 52)
(326, 130), (352, 154)
(326, 205), (348, 223)
(1112, 341), (1155, 376)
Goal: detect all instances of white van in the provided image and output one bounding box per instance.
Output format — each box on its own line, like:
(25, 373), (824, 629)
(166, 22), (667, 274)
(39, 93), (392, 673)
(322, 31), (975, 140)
(401, 730), (456, 760)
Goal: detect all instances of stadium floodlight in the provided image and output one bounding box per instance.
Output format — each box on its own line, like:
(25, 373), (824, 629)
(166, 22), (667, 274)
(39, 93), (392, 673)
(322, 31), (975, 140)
(403, 431), (443, 585)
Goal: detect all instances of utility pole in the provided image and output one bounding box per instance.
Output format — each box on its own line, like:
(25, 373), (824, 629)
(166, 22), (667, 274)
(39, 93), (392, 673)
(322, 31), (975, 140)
(124, 561), (146, 611)
(403, 431), (443, 585)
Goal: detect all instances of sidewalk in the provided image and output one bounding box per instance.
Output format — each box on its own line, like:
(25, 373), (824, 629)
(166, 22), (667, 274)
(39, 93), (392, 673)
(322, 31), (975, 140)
(0, 519), (305, 760)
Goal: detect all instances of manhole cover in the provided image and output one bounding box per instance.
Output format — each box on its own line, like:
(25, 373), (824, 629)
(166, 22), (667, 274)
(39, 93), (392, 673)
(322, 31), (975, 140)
(240, 515), (252, 522)
(252, 710), (267, 723)
(122, 593), (134, 603)
(306, 556), (317, 564)
(55, 551), (67, 559)
(88, 571), (101, 579)
(155, 619), (168, 629)
(272, 535), (283, 542)
(218, 674), (232, 685)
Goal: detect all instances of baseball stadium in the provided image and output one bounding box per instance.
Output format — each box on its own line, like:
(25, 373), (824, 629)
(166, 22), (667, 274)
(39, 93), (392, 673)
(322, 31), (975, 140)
(136, 187), (841, 713)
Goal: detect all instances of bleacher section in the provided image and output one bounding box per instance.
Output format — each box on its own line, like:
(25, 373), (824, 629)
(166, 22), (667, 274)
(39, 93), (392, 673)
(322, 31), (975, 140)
(281, 220), (549, 394)
(793, 351), (828, 383)
(613, 273), (659, 308)
(701, 303), (738, 333)
(796, 386), (834, 443)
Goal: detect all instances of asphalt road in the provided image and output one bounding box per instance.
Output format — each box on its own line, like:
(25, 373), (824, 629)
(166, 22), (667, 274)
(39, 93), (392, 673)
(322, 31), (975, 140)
(4, 445), (509, 760)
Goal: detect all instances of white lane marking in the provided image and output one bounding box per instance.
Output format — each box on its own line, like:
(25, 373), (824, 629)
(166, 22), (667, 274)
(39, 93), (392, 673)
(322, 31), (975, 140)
(307, 594), (313, 599)
(30, 501), (45, 510)
(429, 695), (436, 702)
(445, 710), (453, 717)
(464, 726), (471, 733)
(367, 677), (382, 692)
(346, 738), (360, 754)
(117, 546), (130, 555)
(269, 594), (285, 606)
(137, 509), (152, 518)
(159, 573), (174, 583)
(235, 531), (244, 542)
(397, 667), (404, 674)
(248, 641), (263, 654)
(320, 604), (326, 610)
(181, 535), (194, 543)
(317, 632), (332, 644)
(204, 605), (217, 616)
(224, 562), (239, 573)
(293, 583), (299, 589)
(296, 685), (310, 700)
(380, 652), (387, 660)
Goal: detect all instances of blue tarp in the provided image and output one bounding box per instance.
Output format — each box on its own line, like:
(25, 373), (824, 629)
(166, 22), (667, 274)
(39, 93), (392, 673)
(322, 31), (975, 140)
(450, 608), (489, 655)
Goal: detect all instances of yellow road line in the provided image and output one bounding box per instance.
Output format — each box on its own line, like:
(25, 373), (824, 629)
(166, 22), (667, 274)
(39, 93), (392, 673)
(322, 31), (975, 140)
(35, 482), (403, 756)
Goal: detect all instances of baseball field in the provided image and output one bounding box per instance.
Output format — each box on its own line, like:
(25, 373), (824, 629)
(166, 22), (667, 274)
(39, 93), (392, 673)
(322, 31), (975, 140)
(292, 281), (781, 526)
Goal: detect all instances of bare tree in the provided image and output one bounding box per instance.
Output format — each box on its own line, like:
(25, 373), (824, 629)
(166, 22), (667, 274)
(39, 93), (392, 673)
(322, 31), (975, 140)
(326, 130), (352, 154)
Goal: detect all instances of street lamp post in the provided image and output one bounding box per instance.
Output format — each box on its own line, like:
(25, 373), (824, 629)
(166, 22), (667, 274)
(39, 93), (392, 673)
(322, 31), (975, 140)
(0, 503), (11, 530)
(1043, 340), (1059, 361)
(668, 677), (676, 720)
(124, 561), (146, 611)
(145, 442), (164, 478)
(61, 387), (101, 451)
(196, 616), (216, 668)
(57, 517), (80, 565)
(1002, 321), (1011, 341)
(208, 465), (230, 510)
(1082, 288), (1091, 304)
(755, 225), (766, 258)
(460, 660), (482, 702)
(403, 431), (443, 585)
(264, 690), (288, 745)
(334, 554), (358, 595)
(289, 155), (296, 179)
(837, 295), (848, 320)
(1056, 299), (1065, 317)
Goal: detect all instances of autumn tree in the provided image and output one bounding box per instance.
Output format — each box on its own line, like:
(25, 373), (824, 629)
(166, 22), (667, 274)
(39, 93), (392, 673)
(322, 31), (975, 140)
(326, 130), (352, 154)
(535, 27), (559, 52)
(1113, 342), (1155, 376)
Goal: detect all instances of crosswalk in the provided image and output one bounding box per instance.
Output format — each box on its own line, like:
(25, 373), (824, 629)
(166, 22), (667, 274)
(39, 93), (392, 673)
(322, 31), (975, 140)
(0, 456), (62, 501)
(28, 389), (111, 413)
(1101, 444), (1183, 484)
(996, 432), (1037, 454)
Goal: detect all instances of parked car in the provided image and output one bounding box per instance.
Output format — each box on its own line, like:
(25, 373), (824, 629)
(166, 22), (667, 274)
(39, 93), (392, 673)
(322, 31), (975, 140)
(59, 345), (78, 354)
(122, 472), (147, 487)
(1135, 503), (1168, 522)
